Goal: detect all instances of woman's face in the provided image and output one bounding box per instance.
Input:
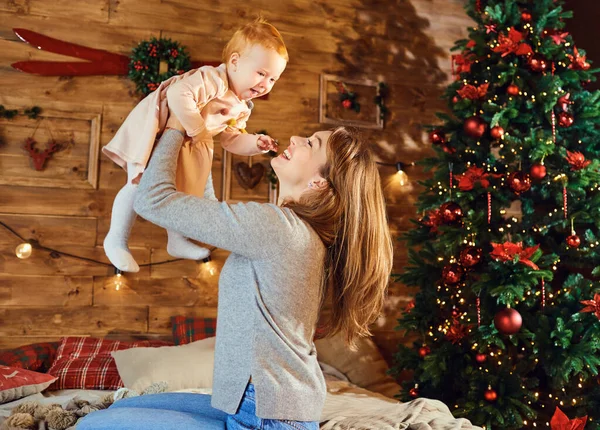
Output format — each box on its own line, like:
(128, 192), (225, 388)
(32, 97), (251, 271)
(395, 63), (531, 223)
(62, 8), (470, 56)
(271, 130), (332, 190)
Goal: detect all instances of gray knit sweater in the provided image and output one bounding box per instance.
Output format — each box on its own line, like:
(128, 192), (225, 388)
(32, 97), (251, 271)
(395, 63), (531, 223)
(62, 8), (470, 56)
(134, 130), (327, 421)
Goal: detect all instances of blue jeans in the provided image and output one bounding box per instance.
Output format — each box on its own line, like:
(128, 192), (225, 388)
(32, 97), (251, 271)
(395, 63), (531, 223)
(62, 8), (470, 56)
(77, 383), (319, 430)
(227, 384), (319, 430)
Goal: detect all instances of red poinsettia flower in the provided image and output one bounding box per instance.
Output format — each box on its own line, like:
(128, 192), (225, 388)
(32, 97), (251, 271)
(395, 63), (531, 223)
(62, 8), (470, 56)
(492, 28), (533, 57)
(457, 83), (489, 100)
(485, 24), (497, 34)
(580, 293), (600, 320)
(490, 242), (540, 270)
(567, 46), (591, 71)
(549, 31), (569, 45)
(566, 150), (591, 171)
(446, 320), (470, 344)
(452, 53), (474, 76)
(550, 406), (587, 430)
(456, 165), (501, 190)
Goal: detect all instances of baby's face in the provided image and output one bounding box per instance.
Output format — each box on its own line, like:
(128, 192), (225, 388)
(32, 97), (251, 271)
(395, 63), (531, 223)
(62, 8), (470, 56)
(228, 44), (287, 101)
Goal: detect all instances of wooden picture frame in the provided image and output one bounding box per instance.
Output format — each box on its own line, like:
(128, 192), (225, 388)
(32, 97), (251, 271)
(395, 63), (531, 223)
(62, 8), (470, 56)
(319, 73), (384, 130)
(0, 110), (101, 189)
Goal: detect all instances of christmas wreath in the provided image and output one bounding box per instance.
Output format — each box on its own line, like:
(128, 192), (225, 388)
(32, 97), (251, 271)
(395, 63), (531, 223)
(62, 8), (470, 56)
(128, 37), (192, 96)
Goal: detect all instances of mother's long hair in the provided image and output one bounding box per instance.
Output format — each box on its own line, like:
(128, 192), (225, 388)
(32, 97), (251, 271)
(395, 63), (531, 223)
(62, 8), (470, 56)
(284, 127), (393, 349)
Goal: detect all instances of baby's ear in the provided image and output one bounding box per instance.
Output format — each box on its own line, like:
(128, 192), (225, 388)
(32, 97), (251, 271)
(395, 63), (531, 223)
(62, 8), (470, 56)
(228, 52), (240, 66)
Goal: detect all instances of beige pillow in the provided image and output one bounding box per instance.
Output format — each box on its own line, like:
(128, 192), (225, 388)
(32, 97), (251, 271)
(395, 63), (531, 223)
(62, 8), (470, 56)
(315, 332), (401, 399)
(111, 337), (215, 392)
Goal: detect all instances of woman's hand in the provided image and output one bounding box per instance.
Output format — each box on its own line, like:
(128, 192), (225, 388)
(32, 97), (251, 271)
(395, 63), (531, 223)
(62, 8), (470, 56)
(166, 113), (186, 133)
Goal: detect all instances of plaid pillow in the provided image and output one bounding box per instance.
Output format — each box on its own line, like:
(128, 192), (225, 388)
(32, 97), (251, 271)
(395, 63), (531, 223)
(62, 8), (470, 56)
(47, 337), (172, 390)
(171, 316), (217, 345)
(0, 342), (59, 373)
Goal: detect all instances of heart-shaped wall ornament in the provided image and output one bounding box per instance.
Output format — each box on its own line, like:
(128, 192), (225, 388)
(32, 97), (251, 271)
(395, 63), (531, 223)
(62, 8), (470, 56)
(234, 161), (265, 190)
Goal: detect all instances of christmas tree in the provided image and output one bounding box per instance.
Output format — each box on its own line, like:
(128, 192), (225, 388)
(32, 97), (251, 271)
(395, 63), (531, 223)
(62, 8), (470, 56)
(391, 0), (600, 428)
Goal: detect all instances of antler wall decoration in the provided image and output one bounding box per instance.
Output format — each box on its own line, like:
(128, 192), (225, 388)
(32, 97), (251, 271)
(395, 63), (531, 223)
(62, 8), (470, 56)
(23, 137), (62, 171)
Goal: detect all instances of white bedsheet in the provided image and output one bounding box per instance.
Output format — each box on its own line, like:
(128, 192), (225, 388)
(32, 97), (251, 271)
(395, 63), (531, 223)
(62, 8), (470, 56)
(0, 378), (481, 429)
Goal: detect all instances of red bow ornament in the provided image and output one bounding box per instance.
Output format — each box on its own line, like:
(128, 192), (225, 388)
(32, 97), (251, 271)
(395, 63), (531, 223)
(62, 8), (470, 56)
(490, 242), (540, 270)
(492, 28), (533, 57)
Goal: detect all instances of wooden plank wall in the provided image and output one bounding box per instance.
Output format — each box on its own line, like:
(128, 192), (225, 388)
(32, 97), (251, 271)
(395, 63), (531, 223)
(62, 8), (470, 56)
(0, 0), (472, 365)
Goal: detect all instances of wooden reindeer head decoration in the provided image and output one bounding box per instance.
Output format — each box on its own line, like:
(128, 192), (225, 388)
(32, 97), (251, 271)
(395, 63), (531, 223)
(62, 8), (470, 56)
(23, 137), (61, 171)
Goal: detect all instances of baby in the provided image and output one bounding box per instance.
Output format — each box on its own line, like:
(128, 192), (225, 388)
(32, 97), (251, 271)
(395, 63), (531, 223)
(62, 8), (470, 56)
(102, 18), (287, 272)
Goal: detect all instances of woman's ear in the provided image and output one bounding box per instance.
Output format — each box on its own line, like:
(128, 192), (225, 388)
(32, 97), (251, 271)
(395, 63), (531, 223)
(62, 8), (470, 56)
(309, 178), (329, 190)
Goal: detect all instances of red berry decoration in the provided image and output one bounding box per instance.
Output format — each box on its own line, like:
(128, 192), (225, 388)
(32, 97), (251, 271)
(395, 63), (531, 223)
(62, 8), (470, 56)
(484, 387), (498, 402)
(342, 99), (352, 109)
(418, 346), (431, 358)
(429, 130), (446, 145)
(566, 234), (581, 248)
(409, 387), (419, 398)
(440, 202), (464, 224)
(464, 116), (487, 139)
(530, 163), (547, 180)
(521, 11), (532, 22)
(508, 171), (532, 195)
(528, 55), (549, 72)
(494, 308), (522, 335)
(442, 263), (464, 285)
(507, 84), (520, 96)
(475, 353), (487, 363)
(490, 126), (505, 140)
(452, 96), (460, 103)
(558, 111), (574, 127)
(459, 246), (483, 268)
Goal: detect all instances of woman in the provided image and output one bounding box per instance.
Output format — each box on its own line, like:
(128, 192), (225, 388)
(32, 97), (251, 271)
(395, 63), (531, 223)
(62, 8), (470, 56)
(81, 114), (393, 430)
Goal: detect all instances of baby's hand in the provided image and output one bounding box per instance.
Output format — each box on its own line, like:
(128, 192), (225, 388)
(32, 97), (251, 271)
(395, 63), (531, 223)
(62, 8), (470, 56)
(257, 135), (279, 153)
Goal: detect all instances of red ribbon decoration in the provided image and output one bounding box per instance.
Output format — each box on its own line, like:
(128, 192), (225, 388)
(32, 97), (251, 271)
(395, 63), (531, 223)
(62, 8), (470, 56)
(490, 242), (540, 270)
(550, 406), (587, 430)
(456, 83), (489, 100)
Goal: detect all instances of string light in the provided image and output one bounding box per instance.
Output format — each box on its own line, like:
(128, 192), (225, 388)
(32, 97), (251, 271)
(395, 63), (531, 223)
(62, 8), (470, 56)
(1, 220), (217, 269)
(377, 161), (415, 186)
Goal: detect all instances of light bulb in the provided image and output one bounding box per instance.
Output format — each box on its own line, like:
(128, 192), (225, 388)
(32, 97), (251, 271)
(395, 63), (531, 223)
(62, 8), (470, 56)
(396, 169), (409, 186)
(396, 162), (409, 186)
(15, 243), (32, 259)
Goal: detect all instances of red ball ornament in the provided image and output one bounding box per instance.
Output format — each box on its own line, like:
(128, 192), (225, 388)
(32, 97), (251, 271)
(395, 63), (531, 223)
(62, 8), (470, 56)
(507, 84), (520, 96)
(464, 116), (487, 139)
(442, 263), (463, 285)
(528, 55), (549, 72)
(342, 99), (352, 109)
(490, 126), (505, 140)
(521, 11), (532, 22)
(494, 308), (522, 335)
(484, 387), (498, 402)
(459, 246), (483, 268)
(475, 353), (487, 363)
(530, 163), (547, 180)
(508, 171), (532, 195)
(409, 387), (419, 398)
(429, 130), (446, 145)
(418, 346), (431, 358)
(558, 111), (574, 127)
(440, 202), (464, 224)
(566, 234), (581, 248)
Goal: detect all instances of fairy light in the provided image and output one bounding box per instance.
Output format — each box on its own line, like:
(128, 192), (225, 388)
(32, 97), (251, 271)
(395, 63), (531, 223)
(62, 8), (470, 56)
(15, 242), (33, 259)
